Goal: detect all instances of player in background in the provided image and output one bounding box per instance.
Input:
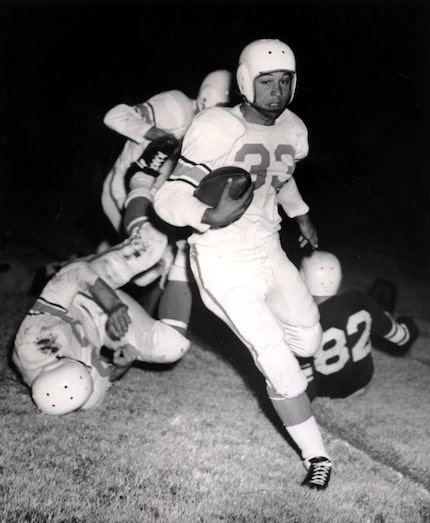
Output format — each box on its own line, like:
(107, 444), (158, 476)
(298, 250), (420, 399)
(102, 70), (232, 231)
(13, 222), (190, 415)
(154, 39), (332, 490)
(101, 70), (232, 336)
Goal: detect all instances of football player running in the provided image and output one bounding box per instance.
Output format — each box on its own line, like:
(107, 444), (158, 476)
(154, 39), (332, 489)
(13, 222), (190, 416)
(298, 250), (420, 399)
(100, 70), (232, 337)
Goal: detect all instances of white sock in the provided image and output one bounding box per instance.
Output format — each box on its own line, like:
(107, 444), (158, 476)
(286, 416), (330, 468)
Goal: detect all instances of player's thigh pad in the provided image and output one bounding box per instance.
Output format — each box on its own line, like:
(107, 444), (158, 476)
(192, 282), (306, 397)
(267, 242), (320, 328)
(283, 322), (322, 358)
(190, 248), (306, 397)
(191, 256), (286, 350)
(258, 340), (308, 398)
(262, 244), (321, 356)
(190, 244), (277, 323)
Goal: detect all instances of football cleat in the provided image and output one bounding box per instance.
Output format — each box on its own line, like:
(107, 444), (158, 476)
(301, 456), (332, 490)
(368, 278), (397, 314)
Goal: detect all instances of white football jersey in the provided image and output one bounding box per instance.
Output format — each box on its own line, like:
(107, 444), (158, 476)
(156, 105), (310, 248)
(13, 262), (107, 386)
(102, 91), (197, 230)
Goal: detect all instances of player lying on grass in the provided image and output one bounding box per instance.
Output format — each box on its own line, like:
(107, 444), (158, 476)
(30, 71), (233, 336)
(154, 39), (332, 490)
(13, 222), (190, 416)
(298, 250), (420, 399)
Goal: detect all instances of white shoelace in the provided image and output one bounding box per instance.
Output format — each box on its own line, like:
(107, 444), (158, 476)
(309, 461), (332, 486)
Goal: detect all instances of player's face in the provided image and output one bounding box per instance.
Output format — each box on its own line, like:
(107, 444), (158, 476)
(253, 71), (292, 117)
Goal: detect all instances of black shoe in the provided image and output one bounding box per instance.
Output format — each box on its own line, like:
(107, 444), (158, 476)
(302, 457), (332, 490)
(368, 278), (398, 314)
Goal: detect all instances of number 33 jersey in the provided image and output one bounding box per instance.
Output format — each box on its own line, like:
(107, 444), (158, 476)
(299, 290), (410, 399)
(170, 105), (311, 247)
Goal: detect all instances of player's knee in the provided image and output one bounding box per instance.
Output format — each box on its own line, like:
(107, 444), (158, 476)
(285, 323), (322, 358)
(257, 343), (308, 398)
(225, 287), (286, 346)
(150, 320), (191, 363)
(271, 371), (308, 398)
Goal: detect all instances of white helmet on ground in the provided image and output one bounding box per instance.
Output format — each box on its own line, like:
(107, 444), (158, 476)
(196, 69), (232, 111)
(300, 251), (342, 297)
(236, 38), (297, 105)
(32, 359), (93, 415)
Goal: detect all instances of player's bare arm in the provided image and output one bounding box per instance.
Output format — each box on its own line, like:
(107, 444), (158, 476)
(87, 277), (131, 340)
(144, 126), (171, 141)
(201, 178), (254, 229)
(296, 213), (319, 249)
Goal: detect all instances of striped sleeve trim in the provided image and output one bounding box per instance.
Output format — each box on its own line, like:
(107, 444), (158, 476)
(33, 298), (68, 315)
(167, 156), (211, 186)
(177, 154), (210, 170)
(384, 317), (410, 346)
(31, 299), (75, 324)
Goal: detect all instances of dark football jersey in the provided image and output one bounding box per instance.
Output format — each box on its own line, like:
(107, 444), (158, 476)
(299, 290), (394, 399)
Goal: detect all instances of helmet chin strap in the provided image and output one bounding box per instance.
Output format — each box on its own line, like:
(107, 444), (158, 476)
(243, 98), (285, 121)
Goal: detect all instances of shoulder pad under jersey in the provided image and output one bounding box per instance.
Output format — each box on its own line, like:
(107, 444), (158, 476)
(182, 106), (245, 164)
(145, 90), (197, 139)
(276, 108), (309, 160)
(277, 108), (307, 129)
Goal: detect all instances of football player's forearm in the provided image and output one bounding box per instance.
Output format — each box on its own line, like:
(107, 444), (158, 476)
(154, 182), (210, 232)
(89, 278), (131, 341)
(88, 277), (125, 314)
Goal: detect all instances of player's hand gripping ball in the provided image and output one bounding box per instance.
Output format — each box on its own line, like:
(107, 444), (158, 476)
(194, 166), (253, 207)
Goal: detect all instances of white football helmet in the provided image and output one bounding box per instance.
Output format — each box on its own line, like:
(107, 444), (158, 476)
(196, 69), (232, 111)
(32, 359), (93, 415)
(300, 251), (342, 297)
(236, 38), (297, 105)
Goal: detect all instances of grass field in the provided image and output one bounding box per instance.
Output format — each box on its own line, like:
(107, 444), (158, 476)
(1, 234), (429, 522)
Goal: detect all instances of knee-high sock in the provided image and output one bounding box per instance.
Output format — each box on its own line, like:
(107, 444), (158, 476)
(158, 241), (192, 336)
(268, 388), (330, 466)
(123, 171), (155, 234)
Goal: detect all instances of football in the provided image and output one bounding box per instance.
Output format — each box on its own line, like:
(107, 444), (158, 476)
(194, 166), (253, 207)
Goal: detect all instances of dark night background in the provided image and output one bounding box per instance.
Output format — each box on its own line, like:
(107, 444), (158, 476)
(0, 1), (429, 265)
